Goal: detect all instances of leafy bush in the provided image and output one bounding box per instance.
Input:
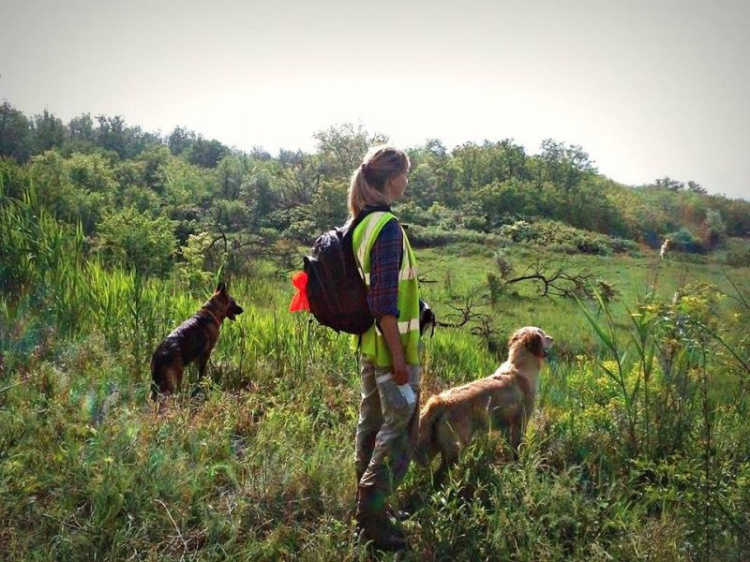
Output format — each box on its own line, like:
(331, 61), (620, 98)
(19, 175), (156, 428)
(499, 219), (639, 255)
(668, 227), (705, 253)
(96, 206), (176, 276)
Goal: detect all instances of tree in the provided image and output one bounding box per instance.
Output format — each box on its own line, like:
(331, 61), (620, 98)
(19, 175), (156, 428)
(700, 208), (726, 249)
(93, 115), (159, 160)
(133, 145), (172, 194)
(250, 146), (271, 161)
(96, 115), (129, 158)
(314, 122), (387, 180)
(68, 113), (95, 143)
(187, 137), (228, 168)
(0, 101), (32, 162)
(536, 139), (597, 192)
(407, 162), (439, 208)
(272, 150), (319, 207)
(452, 141), (483, 190)
(309, 179), (348, 228)
(66, 113), (96, 154)
(168, 126), (196, 156)
(503, 260), (599, 299)
(481, 139), (528, 183)
(211, 198), (250, 232)
(654, 176), (684, 192)
(476, 180), (532, 228)
(243, 168), (278, 226)
(32, 109), (66, 154)
(415, 139), (460, 207)
(215, 154), (251, 199)
(160, 157), (214, 210)
(423, 138), (448, 158)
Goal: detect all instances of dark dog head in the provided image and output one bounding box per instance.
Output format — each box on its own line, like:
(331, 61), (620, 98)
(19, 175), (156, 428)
(210, 282), (244, 322)
(509, 326), (553, 359)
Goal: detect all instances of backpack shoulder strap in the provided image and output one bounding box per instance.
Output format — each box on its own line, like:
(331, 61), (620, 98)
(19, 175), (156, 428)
(346, 205), (394, 235)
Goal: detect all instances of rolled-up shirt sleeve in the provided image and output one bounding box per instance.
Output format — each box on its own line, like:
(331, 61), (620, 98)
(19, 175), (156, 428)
(367, 218), (402, 318)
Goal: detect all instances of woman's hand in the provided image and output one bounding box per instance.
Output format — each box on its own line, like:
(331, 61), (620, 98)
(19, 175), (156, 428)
(391, 362), (409, 386)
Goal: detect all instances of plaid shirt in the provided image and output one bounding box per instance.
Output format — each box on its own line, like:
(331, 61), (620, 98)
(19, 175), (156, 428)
(367, 217), (402, 318)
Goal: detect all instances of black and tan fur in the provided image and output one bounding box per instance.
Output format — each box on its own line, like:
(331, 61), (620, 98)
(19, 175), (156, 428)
(415, 326), (553, 480)
(150, 282), (243, 399)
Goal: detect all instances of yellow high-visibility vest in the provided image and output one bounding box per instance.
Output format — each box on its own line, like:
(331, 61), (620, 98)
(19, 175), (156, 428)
(352, 211), (420, 367)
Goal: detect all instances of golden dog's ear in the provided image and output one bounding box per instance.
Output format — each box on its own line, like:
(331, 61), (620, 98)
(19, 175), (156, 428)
(508, 330), (523, 351)
(523, 330), (544, 357)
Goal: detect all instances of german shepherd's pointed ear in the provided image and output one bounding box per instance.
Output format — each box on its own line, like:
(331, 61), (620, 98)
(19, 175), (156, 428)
(216, 281), (227, 294)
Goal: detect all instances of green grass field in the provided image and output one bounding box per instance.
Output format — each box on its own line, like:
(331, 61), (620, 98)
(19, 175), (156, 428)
(1, 241), (749, 561)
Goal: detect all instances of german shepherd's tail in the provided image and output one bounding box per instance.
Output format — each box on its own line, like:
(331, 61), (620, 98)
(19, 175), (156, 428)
(415, 395), (447, 467)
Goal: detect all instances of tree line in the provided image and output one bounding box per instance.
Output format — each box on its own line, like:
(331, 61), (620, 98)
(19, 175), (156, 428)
(1, 100), (749, 286)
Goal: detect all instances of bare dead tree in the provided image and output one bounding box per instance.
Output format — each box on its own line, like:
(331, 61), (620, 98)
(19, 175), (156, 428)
(505, 261), (598, 299)
(435, 286), (489, 329)
(206, 230), (280, 261)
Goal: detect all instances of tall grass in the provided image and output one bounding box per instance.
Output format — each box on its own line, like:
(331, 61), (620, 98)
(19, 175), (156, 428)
(571, 277), (750, 559)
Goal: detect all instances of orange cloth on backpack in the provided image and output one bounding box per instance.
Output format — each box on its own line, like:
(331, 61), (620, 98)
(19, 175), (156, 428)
(289, 271), (310, 312)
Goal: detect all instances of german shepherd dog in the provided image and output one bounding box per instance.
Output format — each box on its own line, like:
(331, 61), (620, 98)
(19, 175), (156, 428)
(415, 326), (553, 481)
(150, 282), (243, 399)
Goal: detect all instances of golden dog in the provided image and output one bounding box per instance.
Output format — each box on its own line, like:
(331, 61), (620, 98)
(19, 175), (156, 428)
(415, 326), (553, 479)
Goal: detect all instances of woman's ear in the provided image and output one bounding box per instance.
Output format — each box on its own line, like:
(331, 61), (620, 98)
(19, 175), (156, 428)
(382, 177), (394, 202)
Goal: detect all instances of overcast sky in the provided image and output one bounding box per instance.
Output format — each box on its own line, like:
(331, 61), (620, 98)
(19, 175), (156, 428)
(2, 0), (749, 199)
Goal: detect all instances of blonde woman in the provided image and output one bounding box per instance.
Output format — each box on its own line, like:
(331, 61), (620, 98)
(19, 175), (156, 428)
(349, 146), (421, 552)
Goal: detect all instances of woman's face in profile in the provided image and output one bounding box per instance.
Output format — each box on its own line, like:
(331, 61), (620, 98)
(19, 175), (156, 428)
(386, 171), (409, 201)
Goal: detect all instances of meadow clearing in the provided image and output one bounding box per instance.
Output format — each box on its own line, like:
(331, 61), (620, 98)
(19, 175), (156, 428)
(1, 233), (749, 561)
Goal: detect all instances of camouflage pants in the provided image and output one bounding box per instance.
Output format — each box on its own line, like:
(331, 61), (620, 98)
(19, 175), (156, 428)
(355, 359), (421, 494)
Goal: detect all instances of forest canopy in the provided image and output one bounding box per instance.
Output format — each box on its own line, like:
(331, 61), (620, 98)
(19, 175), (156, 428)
(2, 100), (749, 285)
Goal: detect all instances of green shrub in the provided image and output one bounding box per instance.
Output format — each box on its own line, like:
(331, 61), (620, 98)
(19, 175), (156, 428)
(668, 227), (705, 254)
(408, 225), (490, 248)
(96, 206), (176, 276)
(499, 219), (638, 256)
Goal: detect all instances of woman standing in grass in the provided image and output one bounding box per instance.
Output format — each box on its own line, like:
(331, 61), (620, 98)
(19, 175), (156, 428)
(348, 146), (421, 552)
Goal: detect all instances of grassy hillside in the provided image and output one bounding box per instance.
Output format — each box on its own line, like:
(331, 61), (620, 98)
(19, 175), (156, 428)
(1, 238), (749, 561)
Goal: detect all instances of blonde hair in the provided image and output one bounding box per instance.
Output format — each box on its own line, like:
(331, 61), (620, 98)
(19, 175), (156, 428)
(347, 145), (410, 218)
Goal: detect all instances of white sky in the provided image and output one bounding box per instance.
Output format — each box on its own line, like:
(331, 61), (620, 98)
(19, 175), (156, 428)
(1, 0), (749, 199)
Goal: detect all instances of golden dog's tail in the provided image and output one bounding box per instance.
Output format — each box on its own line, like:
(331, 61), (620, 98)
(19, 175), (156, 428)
(415, 395), (446, 467)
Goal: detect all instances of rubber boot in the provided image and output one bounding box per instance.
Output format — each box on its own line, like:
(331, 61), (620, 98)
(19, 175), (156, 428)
(356, 486), (408, 552)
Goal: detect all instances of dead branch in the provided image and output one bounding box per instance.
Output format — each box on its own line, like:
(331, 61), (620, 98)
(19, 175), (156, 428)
(435, 287), (489, 329)
(505, 261), (596, 299)
(207, 232), (228, 254)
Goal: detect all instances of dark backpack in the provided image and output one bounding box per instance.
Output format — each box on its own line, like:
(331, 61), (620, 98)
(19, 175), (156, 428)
(303, 208), (389, 334)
